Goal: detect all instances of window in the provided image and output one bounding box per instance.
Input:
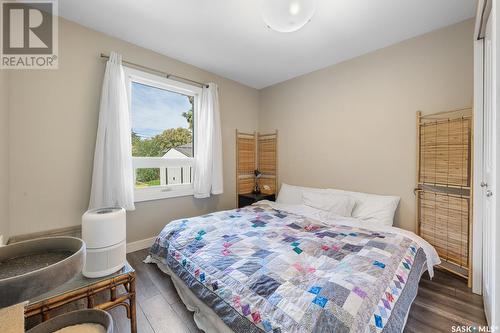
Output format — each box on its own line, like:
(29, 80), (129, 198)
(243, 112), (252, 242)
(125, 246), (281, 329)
(123, 67), (201, 202)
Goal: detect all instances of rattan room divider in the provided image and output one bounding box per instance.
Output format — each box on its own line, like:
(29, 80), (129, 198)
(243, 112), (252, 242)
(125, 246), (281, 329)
(236, 130), (278, 197)
(415, 108), (473, 284)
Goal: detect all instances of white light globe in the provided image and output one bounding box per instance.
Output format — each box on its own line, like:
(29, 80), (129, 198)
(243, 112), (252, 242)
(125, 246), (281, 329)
(261, 0), (317, 33)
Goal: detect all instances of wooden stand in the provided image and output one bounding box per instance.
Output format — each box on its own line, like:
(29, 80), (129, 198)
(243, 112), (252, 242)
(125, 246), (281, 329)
(25, 266), (137, 333)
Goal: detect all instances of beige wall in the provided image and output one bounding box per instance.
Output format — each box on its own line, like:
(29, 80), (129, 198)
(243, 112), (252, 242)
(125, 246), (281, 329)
(8, 19), (259, 241)
(6, 18), (473, 241)
(259, 19), (474, 231)
(0, 69), (9, 243)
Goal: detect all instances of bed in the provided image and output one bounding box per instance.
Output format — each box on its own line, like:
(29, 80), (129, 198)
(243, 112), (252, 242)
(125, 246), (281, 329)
(146, 185), (440, 333)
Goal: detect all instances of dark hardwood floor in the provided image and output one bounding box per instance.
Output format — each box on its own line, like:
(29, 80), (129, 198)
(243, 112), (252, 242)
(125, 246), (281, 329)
(55, 249), (490, 333)
(404, 269), (487, 332)
(110, 249), (202, 333)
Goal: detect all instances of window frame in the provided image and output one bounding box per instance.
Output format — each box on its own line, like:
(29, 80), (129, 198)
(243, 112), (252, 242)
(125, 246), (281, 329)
(123, 66), (201, 202)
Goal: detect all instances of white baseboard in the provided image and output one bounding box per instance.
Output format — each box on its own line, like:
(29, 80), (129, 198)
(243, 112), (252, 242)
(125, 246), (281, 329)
(126, 237), (155, 253)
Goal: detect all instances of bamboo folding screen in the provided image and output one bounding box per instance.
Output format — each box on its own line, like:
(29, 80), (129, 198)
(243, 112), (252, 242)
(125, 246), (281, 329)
(257, 133), (278, 195)
(236, 131), (256, 195)
(416, 108), (472, 282)
(420, 117), (470, 187)
(236, 130), (278, 196)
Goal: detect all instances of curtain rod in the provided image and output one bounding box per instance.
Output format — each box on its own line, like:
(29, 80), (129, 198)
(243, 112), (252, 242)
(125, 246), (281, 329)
(100, 53), (209, 88)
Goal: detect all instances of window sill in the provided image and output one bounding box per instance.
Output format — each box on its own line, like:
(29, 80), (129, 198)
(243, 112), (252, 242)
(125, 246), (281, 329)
(134, 185), (194, 202)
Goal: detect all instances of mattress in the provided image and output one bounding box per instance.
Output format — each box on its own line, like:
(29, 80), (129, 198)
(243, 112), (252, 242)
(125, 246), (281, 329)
(148, 202), (439, 333)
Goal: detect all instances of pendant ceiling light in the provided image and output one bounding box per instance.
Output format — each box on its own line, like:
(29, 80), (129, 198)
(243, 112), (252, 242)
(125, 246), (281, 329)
(261, 0), (317, 33)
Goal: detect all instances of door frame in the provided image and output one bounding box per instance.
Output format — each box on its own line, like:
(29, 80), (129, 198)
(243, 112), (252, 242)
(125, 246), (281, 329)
(473, 32), (484, 296)
(474, 0), (499, 326)
(473, 0), (487, 295)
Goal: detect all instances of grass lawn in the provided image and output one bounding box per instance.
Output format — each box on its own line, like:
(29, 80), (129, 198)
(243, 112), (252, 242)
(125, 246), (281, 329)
(135, 179), (161, 188)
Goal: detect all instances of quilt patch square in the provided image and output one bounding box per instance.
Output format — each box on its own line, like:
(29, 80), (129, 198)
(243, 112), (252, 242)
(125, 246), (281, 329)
(242, 303), (251, 316)
(342, 292), (364, 315)
(253, 249), (273, 258)
(301, 305), (323, 330)
(282, 236), (299, 243)
(352, 286), (367, 299)
(250, 275), (281, 298)
(287, 223), (302, 230)
(252, 219), (267, 227)
(267, 293), (283, 306)
(367, 240), (387, 250)
(322, 231), (339, 238)
(251, 311), (262, 324)
(342, 244), (363, 252)
(312, 296), (328, 308)
(263, 320), (273, 332)
(266, 257), (291, 275)
(313, 310), (350, 333)
(229, 268), (249, 282)
(276, 286), (315, 321)
(222, 234), (240, 242)
(320, 281), (350, 306)
(211, 256), (238, 271)
(308, 286), (322, 295)
(238, 261), (263, 276)
(324, 250), (347, 261)
(185, 241), (205, 254)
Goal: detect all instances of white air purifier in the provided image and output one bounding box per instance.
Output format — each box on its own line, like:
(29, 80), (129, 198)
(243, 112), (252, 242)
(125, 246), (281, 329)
(82, 207), (126, 278)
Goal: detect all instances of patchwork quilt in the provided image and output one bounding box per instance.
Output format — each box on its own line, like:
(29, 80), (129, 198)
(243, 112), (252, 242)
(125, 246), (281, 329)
(150, 204), (426, 333)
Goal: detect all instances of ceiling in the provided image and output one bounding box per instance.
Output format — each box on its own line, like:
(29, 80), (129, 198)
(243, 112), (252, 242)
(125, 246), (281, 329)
(59, 0), (476, 89)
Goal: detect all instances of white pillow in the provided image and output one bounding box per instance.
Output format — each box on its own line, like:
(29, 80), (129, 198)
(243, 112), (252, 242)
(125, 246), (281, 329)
(328, 188), (400, 226)
(276, 183), (326, 205)
(277, 183), (400, 226)
(302, 191), (356, 217)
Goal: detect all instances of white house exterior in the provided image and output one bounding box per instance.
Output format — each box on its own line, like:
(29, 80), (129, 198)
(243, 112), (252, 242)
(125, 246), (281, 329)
(160, 143), (193, 185)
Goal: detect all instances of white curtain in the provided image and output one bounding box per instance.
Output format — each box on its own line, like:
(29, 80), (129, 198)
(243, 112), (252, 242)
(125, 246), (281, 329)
(89, 52), (135, 210)
(193, 83), (223, 198)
